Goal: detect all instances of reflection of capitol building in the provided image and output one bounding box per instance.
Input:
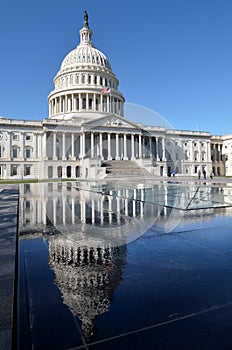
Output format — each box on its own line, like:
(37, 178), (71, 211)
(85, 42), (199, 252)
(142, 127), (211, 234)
(19, 182), (232, 238)
(19, 182), (232, 339)
(2, 11), (232, 180)
(19, 182), (163, 241)
(49, 237), (126, 340)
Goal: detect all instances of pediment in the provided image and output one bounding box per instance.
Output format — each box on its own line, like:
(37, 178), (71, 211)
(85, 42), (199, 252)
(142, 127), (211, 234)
(83, 115), (140, 130)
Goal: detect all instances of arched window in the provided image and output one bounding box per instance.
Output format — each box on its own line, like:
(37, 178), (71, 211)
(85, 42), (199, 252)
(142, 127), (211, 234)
(76, 166), (80, 177)
(67, 166), (71, 178)
(194, 151), (198, 161)
(48, 166), (53, 178)
(57, 166), (62, 178)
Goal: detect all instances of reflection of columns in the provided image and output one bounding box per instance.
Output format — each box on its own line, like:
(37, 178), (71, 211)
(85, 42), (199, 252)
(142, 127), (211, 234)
(100, 198), (104, 225)
(53, 198), (57, 226)
(62, 198), (66, 225)
(123, 134), (128, 160)
(81, 200), (86, 223)
(108, 133), (112, 160)
(91, 132), (94, 158)
(108, 196), (112, 224)
(72, 198), (75, 225)
(116, 197), (120, 223)
(62, 133), (66, 160)
(42, 200), (46, 225)
(131, 134), (135, 160)
(53, 133), (57, 160)
(116, 133), (119, 160)
(133, 199), (136, 217)
(91, 199), (95, 224)
(125, 190), (129, 216)
(139, 134), (142, 158)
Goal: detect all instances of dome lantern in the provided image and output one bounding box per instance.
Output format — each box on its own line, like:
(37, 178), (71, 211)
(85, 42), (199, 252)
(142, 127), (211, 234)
(79, 10), (93, 46)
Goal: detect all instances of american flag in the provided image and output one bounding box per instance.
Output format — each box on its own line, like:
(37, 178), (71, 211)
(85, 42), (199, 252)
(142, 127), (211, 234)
(101, 87), (111, 94)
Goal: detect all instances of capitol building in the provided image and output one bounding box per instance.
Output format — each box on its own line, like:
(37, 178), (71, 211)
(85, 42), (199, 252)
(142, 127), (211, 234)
(0, 12), (231, 180)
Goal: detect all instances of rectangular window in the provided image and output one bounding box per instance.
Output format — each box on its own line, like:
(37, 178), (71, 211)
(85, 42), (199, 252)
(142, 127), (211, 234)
(194, 166), (198, 173)
(26, 134), (31, 141)
(26, 149), (31, 158)
(0, 146), (1, 158)
(25, 165), (31, 176)
(11, 165), (18, 176)
(12, 133), (19, 140)
(12, 148), (18, 158)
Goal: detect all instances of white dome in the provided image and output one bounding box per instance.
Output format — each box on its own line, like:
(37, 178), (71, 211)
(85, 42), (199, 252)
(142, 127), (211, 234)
(61, 44), (111, 71)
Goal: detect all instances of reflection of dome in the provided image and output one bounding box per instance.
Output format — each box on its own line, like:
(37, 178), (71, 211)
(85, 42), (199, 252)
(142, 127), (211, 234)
(49, 236), (126, 341)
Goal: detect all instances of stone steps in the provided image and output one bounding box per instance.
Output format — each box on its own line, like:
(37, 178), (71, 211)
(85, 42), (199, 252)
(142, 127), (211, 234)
(101, 160), (149, 176)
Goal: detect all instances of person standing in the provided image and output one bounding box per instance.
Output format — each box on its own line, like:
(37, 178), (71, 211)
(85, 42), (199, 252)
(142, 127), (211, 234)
(198, 169), (201, 179)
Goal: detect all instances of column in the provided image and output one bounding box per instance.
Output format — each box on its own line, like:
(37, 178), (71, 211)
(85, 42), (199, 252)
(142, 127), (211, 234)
(71, 94), (74, 112)
(93, 94), (96, 112)
(207, 141), (211, 162)
(100, 94), (103, 112)
(62, 133), (66, 160)
(139, 134), (142, 158)
(49, 102), (52, 117)
(108, 133), (112, 160)
(131, 134), (135, 160)
(43, 133), (47, 160)
(65, 95), (68, 113)
(162, 137), (166, 161)
(107, 96), (110, 113)
(123, 134), (128, 160)
(156, 138), (160, 161)
(79, 93), (82, 110)
(149, 137), (152, 158)
(142, 136), (145, 157)
(99, 133), (103, 159)
(82, 133), (85, 158)
(80, 134), (83, 158)
(53, 133), (57, 160)
(86, 93), (89, 111)
(91, 132), (94, 158)
(71, 133), (75, 159)
(116, 133), (119, 160)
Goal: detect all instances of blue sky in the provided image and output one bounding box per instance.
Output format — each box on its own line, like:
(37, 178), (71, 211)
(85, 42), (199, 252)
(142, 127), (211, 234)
(0, 0), (231, 135)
